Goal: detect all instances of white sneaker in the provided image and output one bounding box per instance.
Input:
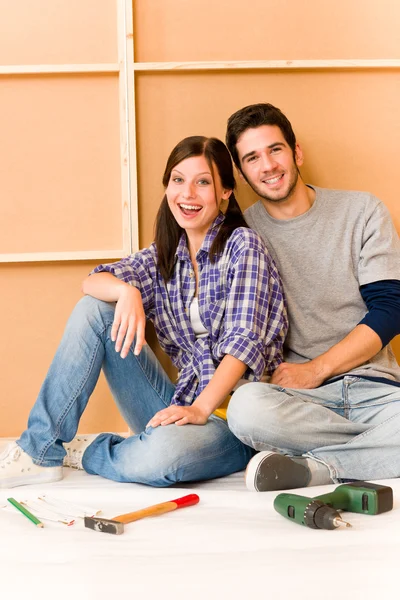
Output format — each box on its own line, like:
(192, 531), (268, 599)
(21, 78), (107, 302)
(63, 434), (99, 470)
(0, 442), (63, 489)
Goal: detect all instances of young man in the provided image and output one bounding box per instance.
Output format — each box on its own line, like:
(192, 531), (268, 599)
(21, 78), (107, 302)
(225, 103), (400, 491)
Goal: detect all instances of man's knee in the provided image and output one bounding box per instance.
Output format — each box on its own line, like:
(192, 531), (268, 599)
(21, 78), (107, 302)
(227, 383), (270, 438)
(227, 382), (289, 449)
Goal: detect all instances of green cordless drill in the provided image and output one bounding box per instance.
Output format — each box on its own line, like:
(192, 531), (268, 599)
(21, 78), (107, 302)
(274, 481), (393, 530)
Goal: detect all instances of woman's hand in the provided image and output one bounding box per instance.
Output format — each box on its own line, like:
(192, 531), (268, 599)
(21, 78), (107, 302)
(147, 404), (210, 428)
(111, 285), (146, 358)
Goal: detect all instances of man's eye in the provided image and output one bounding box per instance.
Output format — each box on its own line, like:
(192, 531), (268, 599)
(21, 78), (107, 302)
(270, 147), (281, 154)
(247, 155), (257, 163)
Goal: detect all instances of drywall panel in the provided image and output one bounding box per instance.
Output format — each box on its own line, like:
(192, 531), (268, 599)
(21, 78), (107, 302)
(0, 75), (122, 254)
(0, 261), (127, 437)
(135, 70), (400, 247)
(133, 0), (400, 62)
(0, 0), (118, 65)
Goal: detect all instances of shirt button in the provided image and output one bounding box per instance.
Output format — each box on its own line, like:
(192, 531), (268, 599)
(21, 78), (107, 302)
(189, 271), (194, 278)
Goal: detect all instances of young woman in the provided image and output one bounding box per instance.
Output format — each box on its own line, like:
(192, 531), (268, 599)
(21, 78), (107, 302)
(1, 136), (287, 489)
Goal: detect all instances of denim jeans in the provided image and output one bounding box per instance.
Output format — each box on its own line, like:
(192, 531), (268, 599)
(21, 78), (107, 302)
(18, 296), (254, 486)
(227, 378), (400, 483)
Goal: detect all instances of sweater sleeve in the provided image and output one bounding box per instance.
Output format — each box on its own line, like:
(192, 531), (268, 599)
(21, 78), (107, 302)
(359, 279), (400, 347)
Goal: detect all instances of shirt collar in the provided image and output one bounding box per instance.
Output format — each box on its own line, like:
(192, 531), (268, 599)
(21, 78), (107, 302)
(175, 212), (225, 262)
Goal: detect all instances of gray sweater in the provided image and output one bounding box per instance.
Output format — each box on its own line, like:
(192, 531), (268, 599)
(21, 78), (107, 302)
(244, 186), (400, 382)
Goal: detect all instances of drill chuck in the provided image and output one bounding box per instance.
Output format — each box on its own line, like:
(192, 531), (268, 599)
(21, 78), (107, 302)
(304, 500), (349, 530)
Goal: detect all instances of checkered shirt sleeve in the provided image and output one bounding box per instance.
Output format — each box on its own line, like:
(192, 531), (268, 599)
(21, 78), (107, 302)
(213, 228), (287, 378)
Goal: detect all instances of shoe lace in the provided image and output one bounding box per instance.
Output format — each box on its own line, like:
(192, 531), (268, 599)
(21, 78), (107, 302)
(64, 438), (87, 469)
(0, 444), (22, 468)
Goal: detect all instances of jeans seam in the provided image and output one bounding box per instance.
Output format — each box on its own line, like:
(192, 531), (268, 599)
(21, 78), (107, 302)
(340, 409), (400, 447)
(129, 347), (172, 409)
(37, 321), (109, 463)
(160, 430), (247, 481)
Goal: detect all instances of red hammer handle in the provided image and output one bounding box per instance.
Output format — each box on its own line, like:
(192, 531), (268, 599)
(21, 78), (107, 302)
(112, 494), (199, 524)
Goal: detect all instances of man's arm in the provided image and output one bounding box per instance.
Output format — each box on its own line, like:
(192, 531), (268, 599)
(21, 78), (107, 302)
(271, 279), (400, 389)
(270, 324), (382, 389)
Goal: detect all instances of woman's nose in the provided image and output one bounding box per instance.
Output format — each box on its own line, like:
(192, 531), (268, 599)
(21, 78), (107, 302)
(182, 182), (195, 199)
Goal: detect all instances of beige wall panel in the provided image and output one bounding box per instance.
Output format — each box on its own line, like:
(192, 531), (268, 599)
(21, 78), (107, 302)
(0, 75), (122, 254)
(136, 70), (399, 361)
(0, 262), (127, 437)
(0, 0), (117, 65)
(136, 70), (400, 243)
(133, 0), (400, 62)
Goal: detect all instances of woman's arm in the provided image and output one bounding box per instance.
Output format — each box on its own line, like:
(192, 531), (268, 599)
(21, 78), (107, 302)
(83, 272), (146, 358)
(147, 354), (247, 427)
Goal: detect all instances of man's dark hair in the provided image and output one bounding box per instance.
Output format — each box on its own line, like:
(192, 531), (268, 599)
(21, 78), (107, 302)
(155, 135), (248, 282)
(226, 103), (297, 170)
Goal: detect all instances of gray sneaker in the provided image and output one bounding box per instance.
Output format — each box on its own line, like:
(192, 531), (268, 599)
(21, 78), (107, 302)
(245, 451), (311, 492)
(0, 442), (63, 489)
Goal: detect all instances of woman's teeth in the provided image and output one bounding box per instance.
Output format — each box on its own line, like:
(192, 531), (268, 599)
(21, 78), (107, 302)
(179, 203), (202, 212)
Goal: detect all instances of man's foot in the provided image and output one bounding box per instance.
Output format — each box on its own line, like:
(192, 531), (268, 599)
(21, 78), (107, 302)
(245, 451), (312, 491)
(0, 442), (63, 489)
(63, 434), (99, 470)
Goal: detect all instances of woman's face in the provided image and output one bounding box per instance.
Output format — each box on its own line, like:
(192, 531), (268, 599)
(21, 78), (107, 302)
(166, 155), (232, 242)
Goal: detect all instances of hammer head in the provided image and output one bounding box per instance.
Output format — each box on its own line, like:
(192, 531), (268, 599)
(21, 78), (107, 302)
(84, 516), (124, 535)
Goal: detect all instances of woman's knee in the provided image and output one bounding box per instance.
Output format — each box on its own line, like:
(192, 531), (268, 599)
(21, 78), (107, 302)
(67, 296), (115, 333)
(115, 425), (196, 486)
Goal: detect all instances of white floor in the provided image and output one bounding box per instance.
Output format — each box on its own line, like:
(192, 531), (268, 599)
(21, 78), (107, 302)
(1, 437), (399, 600)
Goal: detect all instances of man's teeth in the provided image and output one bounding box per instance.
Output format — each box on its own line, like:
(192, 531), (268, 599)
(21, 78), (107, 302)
(265, 175), (283, 184)
(180, 203), (201, 211)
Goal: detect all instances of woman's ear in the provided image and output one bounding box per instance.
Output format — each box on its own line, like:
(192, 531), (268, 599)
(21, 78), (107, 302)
(222, 189), (233, 201)
(220, 189), (232, 213)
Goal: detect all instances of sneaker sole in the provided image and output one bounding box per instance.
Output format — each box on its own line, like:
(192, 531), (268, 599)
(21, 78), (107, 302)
(245, 452), (310, 492)
(0, 469), (63, 489)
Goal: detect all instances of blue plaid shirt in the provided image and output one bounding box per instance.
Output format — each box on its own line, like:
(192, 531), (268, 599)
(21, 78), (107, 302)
(93, 214), (287, 406)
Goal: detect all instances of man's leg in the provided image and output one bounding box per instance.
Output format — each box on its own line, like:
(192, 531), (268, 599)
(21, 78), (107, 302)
(309, 377), (400, 481)
(227, 380), (368, 455)
(227, 378), (400, 490)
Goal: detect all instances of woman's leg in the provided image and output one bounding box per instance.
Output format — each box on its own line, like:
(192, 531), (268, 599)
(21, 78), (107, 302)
(81, 417), (255, 486)
(18, 296), (175, 466)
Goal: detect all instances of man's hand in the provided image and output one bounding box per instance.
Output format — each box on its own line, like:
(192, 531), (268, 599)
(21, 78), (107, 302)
(270, 361), (326, 389)
(111, 285), (146, 358)
(147, 404), (210, 428)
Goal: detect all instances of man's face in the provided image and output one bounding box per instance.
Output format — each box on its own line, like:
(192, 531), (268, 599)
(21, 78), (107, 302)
(236, 125), (303, 204)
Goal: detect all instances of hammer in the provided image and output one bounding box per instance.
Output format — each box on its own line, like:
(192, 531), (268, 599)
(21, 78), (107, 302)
(84, 493), (200, 535)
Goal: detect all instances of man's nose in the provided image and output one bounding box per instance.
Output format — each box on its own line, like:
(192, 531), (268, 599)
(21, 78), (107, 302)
(260, 153), (278, 172)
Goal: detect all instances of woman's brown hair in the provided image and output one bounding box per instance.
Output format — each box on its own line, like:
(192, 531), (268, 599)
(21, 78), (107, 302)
(155, 135), (248, 281)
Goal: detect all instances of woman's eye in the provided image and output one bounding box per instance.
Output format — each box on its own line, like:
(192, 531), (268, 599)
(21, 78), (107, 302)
(198, 179), (211, 185)
(173, 177), (183, 183)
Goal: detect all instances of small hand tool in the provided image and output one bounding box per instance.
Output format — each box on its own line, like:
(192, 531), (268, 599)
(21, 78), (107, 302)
(84, 493), (200, 535)
(274, 481), (393, 530)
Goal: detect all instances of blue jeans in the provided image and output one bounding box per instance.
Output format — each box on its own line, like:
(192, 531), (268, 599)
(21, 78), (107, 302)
(18, 296), (254, 486)
(227, 378), (400, 483)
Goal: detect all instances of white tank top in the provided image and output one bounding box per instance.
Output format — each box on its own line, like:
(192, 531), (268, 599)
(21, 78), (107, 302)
(189, 297), (208, 338)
